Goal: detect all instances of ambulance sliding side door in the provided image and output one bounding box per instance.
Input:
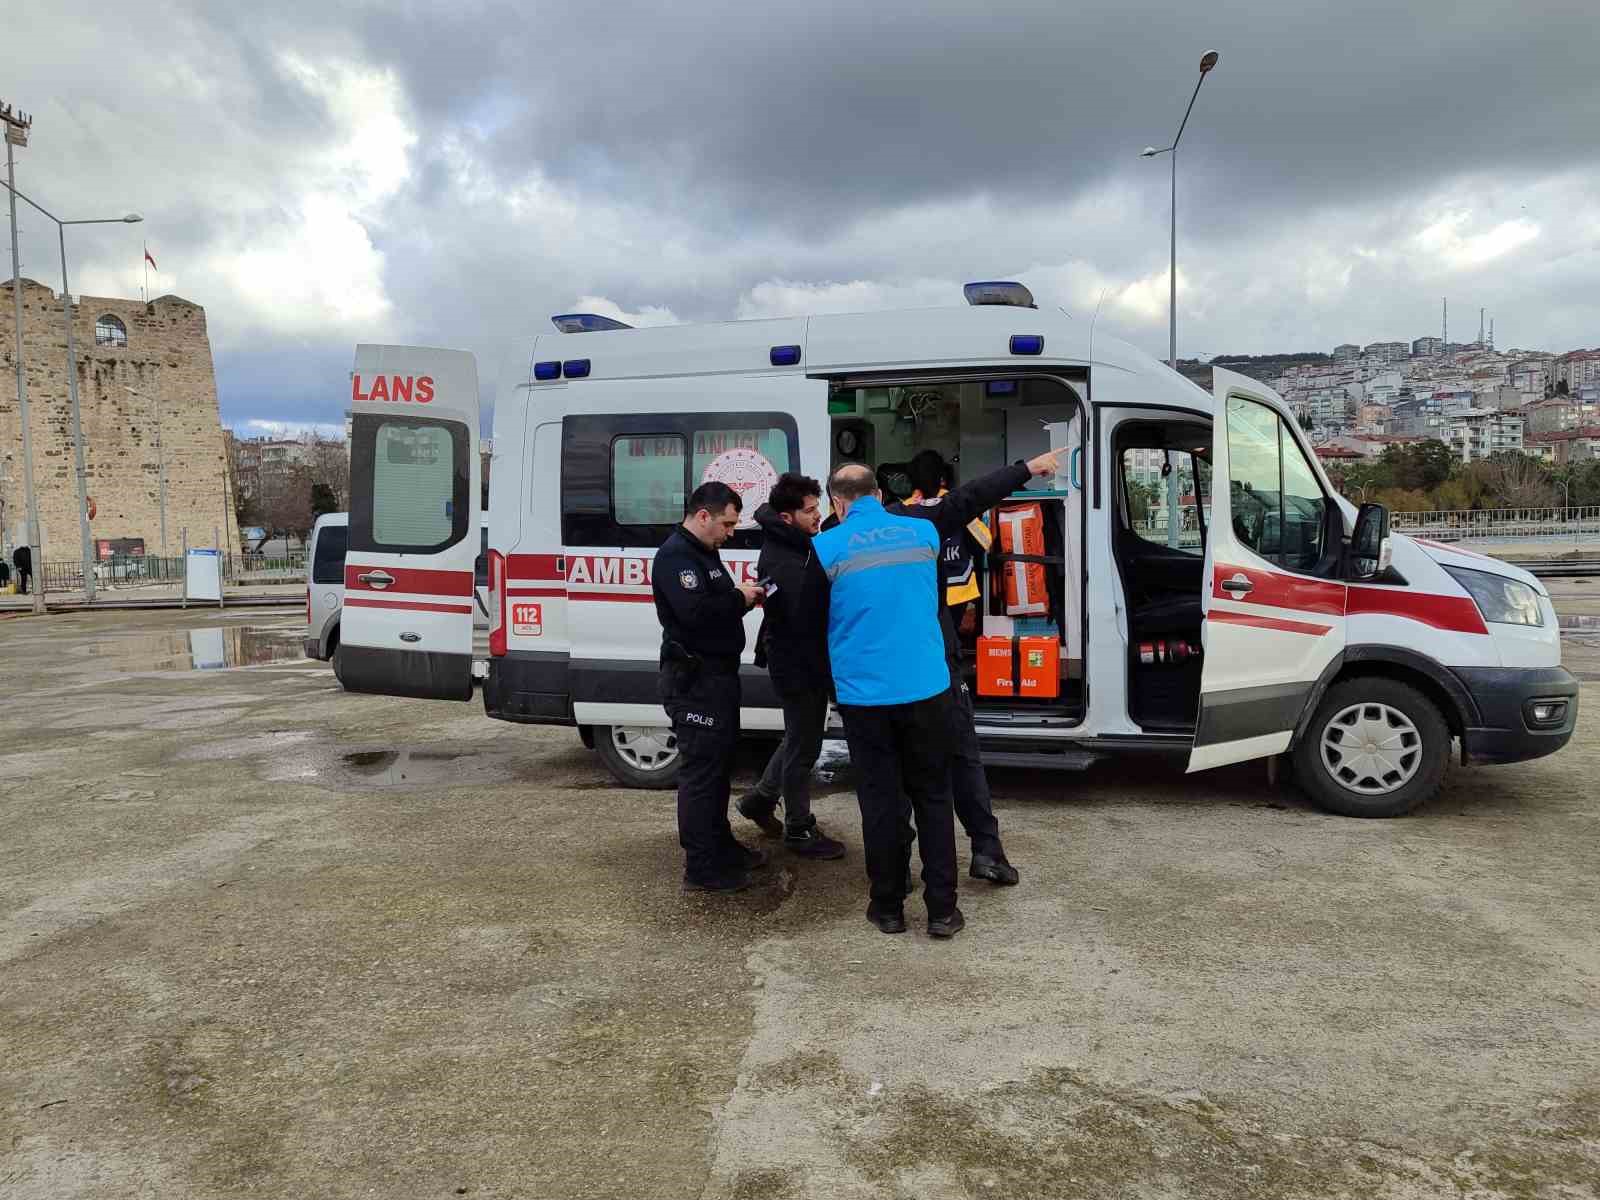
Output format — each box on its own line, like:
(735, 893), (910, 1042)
(341, 344), (481, 700)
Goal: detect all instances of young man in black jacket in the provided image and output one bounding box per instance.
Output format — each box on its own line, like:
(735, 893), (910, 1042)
(736, 473), (847, 859)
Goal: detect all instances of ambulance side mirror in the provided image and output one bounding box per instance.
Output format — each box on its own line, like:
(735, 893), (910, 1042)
(1350, 502), (1392, 581)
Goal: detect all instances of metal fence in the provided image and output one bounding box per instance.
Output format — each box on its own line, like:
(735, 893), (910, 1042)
(1391, 506), (1600, 544)
(23, 551), (307, 595)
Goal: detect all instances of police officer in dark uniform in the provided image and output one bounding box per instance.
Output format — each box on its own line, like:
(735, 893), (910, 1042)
(653, 481), (766, 892)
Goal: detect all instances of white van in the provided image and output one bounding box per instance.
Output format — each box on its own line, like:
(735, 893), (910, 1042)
(304, 510), (490, 684)
(336, 288), (1576, 817)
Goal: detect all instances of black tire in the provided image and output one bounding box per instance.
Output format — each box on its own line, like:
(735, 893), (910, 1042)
(1292, 677), (1449, 817)
(329, 632), (347, 688)
(593, 724), (681, 789)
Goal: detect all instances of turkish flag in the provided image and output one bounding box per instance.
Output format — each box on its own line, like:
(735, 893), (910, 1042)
(144, 249), (157, 270)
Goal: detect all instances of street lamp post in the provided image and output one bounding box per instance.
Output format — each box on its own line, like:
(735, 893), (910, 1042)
(1, 178), (140, 603)
(125, 380), (166, 561)
(1142, 50), (1220, 371)
(4, 101), (47, 613)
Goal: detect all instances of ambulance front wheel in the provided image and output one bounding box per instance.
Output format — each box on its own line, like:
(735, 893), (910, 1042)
(1291, 677), (1449, 818)
(595, 724), (682, 789)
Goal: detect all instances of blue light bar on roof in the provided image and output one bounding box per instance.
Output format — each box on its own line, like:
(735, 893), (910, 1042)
(1010, 334), (1044, 356)
(551, 313), (634, 333)
(534, 360), (561, 381)
(562, 359), (591, 378)
(770, 344), (801, 367)
(964, 281), (1036, 308)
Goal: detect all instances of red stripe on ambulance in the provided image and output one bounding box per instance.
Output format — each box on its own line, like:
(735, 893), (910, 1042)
(345, 564), (473, 596)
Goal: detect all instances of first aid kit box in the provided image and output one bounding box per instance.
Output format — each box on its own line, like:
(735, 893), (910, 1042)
(977, 635), (1014, 697)
(1017, 636), (1060, 698)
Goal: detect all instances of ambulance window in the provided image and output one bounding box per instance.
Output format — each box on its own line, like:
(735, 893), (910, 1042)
(349, 414), (470, 555)
(613, 434), (687, 526)
(563, 412), (799, 548)
(1225, 397), (1327, 572)
(691, 426), (791, 512)
(1122, 448), (1206, 556)
(1279, 427), (1327, 572)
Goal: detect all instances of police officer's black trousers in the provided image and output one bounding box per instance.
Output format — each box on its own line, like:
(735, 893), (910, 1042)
(838, 692), (958, 918)
(660, 665), (741, 881)
(948, 674), (1004, 857)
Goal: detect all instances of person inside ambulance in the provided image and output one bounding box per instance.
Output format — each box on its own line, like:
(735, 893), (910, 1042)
(888, 447), (1067, 888)
(651, 481), (767, 893)
(735, 473), (848, 861)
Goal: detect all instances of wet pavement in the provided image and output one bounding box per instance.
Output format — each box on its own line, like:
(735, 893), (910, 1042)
(1, 606), (1597, 1199)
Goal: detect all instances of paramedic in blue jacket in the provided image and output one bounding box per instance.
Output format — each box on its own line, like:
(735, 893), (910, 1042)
(814, 463), (964, 938)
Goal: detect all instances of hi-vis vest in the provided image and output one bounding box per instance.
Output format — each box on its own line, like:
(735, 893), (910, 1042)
(911, 489), (991, 607)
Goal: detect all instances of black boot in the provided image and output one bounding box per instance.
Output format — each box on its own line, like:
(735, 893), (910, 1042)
(735, 791), (784, 836)
(927, 907), (966, 938)
(684, 868), (753, 893)
(784, 819), (846, 860)
(970, 852), (1019, 886)
(865, 903), (907, 934)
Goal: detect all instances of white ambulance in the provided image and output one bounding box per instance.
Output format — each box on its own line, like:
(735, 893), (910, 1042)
(337, 285), (1576, 817)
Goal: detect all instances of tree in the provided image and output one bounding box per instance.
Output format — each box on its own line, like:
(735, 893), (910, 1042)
(310, 483), (339, 521)
(1379, 440), (1456, 491)
(1555, 379), (1569, 397)
(1480, 451), (1553, 509)
(1126, 479), (1158, 525)
(304, 435), (350, 511)
(255, 465), (314, 546)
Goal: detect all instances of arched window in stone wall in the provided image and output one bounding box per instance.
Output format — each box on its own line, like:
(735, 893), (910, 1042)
(95, 314), (128, 347)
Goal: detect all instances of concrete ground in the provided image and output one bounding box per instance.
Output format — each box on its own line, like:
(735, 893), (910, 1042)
(1, 601), (1597, 1200)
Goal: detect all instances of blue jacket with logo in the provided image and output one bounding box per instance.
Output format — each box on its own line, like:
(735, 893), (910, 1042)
(813, 496), (948, 707)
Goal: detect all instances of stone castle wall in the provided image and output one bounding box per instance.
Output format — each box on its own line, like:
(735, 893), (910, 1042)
(1, 278), (239, 562)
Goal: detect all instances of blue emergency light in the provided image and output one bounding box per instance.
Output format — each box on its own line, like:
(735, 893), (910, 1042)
(769, 344), (802, 366)
(985, 380), (1018, 396)
(534, 360), (561, 381)
(562, 359), (591, 378)
(964, 281), (1036, 308)
(551, 313), (634, 333)
(1010, 335), (1044, 355)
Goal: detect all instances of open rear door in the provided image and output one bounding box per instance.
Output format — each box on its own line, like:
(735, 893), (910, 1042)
(340, 345), (480, 700)
(1189, 368), (1347, 772)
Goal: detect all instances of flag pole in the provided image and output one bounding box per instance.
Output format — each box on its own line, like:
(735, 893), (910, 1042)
(142, 240), (148, 303)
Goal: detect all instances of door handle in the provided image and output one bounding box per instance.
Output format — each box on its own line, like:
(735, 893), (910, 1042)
(1220, 574), (1254, 595)
(357, 570), (395, 590)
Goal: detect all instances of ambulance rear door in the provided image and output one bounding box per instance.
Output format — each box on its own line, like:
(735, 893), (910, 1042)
(1188, 368), (1347, 771)
(340, 344), (481, 700)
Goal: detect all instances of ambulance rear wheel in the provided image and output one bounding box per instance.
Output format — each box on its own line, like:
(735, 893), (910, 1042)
(1292, 677), (1448, 818)
(595, 724), (681, 789)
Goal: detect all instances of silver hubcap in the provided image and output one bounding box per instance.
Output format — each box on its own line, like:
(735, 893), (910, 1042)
(611, 725), (678, 772)
(1320, 702), (1422, 795)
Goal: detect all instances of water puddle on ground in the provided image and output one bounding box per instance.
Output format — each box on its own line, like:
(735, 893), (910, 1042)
(83, 626), (305, 672)
(339, 748), (465, 787)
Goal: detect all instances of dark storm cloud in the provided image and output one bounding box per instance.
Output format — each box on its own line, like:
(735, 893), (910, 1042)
(325, 0), (1600, 236)
(6, 0), (1599, 433)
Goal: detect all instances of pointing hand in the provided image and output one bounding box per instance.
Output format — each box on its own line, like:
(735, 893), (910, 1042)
(1027, 447), (1069, 478)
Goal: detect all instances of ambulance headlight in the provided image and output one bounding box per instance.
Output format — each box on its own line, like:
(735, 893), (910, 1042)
(1443, 566), (1544, 627)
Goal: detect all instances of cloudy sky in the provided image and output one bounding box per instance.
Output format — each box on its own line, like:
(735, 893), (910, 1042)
(5, 0), (1597, 435)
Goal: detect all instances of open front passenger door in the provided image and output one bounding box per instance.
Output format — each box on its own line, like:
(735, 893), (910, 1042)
(1188, 368), (1347, 772)
(340, 345), (481, 700)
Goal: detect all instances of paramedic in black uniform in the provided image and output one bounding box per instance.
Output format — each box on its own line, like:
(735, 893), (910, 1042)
(653, 481), (767, 892)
